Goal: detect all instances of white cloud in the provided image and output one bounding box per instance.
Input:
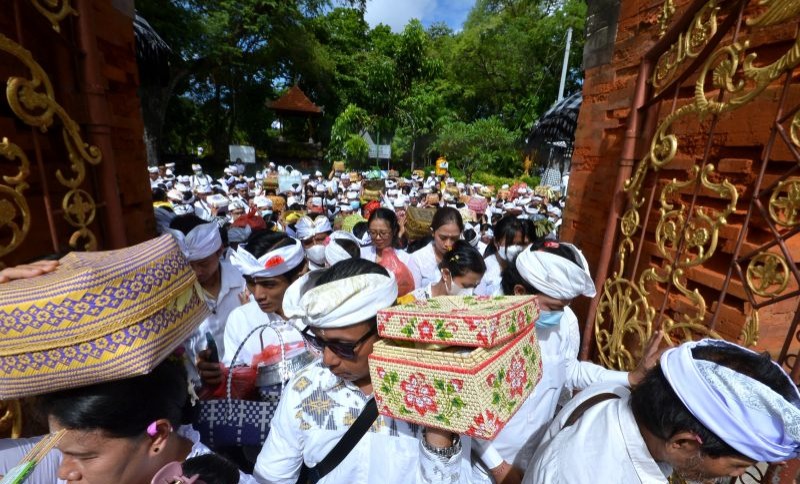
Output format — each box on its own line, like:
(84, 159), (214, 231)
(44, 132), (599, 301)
(364, 0), (437, 31)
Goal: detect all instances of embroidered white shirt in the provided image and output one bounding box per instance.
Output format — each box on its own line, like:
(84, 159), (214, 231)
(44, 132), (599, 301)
(253, 361), (472, 484)
(523, 383), (672, 483)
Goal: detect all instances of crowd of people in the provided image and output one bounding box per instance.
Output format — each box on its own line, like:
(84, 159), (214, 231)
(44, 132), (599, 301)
(0, 161), (797, 484)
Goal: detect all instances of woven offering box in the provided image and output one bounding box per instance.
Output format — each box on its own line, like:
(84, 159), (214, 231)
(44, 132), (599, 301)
(377, 296), (539, 347)
(0, 235), (209, 399)
(369, 322), (541, 439)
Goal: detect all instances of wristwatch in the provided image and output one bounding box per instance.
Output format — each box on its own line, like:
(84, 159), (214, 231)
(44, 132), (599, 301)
(421, 429), (462, 459)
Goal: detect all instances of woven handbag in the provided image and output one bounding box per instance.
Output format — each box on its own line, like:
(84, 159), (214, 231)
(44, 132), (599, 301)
(195, 324), (309, 448)
(0, 235), (208, 399)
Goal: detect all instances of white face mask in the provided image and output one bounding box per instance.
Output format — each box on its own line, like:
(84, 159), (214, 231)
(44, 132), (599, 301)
(497, 245), (524, 262)
(444, 272), (474, 296)
(306, 245), (326, 266)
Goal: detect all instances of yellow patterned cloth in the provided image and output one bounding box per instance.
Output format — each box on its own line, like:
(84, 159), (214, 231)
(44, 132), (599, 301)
(0, 235), (209, 399)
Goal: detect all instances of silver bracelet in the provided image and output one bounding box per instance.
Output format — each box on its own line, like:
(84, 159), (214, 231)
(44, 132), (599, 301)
(421, 429), (462, 459)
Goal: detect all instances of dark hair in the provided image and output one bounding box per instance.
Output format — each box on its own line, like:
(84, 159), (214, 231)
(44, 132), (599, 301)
(631, 344), (800, 458)
(431, 207), (464, 233)
(500, 264), (535, 296)
(407, 235), (432, 254)
(529, 240), (582, 268)
(40, 358), (192, 438)
(333, 238), (361, 260)
(352, 221), (369, 241)
(486, 216), (530, 256)
(152, 188), (168, 202)
(440, 240), (486, 277)
(182, 454), (240, 484)
(369, 208), (401, 247)
(244, 231), (305, 281)
(315, 258), (388, 287)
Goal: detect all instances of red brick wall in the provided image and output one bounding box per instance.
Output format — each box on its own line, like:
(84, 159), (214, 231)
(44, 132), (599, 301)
(0, 0), (154, 267)
(566, 0), (799, 356)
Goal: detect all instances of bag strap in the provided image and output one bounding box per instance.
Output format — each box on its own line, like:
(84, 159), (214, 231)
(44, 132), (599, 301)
(303, 398), (378, 483)
(223, 323), (272, 417)
(562, 393), (620, 429)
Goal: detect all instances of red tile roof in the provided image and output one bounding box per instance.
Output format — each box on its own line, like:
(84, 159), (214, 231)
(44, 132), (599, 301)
(268, 85), (322, 115)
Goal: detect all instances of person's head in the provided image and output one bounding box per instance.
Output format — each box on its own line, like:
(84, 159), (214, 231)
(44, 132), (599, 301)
(368, 208), (400, 251)
(41, 358), (193, 484)
(438, 240), (486, 295)
(631, 340), (800, 479)
(168, 215), (224, 286)
(501, 241), (594, 327)
(285, 259), (395, 387)
(324, 231), (362, 267)
(152, 188), (167, 203)
(489, 216), (531, 263)
(352, 221), (369, 242)
(297, 216), (332, 249)
(180, 453), (240, 484)
(430, 207), (464, 256)
(235, 231), (307, 316)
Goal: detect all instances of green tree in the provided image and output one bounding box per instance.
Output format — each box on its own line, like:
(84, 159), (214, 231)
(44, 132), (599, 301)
(431, 117), (517, 183)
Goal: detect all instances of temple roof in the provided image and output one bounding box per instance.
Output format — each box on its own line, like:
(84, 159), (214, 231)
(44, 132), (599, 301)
(268, 85), (322, 115)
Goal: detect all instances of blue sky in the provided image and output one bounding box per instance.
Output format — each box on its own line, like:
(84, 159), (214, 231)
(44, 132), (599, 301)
(363, 0), (476, 32)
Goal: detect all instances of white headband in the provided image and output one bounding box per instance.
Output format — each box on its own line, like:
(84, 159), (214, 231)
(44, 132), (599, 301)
(325, 231), (361, 266)
(661, 339), (800, 462)
(165, 223), (221, 262)
(230, 239), (305, 278)
(296, 216), (332, 241)
(515, 246), (596, 300)
(283, 272), (398, 329)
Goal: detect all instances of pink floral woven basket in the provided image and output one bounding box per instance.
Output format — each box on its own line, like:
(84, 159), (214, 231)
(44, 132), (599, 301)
(377, 295), (539, 347)
(369, 323), (542, 439)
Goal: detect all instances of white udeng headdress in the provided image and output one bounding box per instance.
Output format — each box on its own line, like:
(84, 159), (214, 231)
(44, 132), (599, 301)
(661, 339), (800, 462)
(296, 216), (332, 241)
(324, 231), (361, 266)
(283, 272), (397, 329)
(165, 222), (222, 262)
(229, 238), (305, 278)
(515, 244), (596, 300)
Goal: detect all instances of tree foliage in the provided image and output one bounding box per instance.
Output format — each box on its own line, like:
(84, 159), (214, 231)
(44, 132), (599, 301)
(136, 0), (585, 178)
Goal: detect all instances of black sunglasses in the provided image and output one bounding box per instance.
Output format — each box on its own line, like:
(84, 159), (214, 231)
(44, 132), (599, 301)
(300, 325), (377, 360)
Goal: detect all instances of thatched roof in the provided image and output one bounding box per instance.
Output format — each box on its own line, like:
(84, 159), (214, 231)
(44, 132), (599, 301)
(268, 85), (322, 116)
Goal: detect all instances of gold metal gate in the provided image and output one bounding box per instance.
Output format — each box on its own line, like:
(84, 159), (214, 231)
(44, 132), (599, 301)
(583, 0), (800, 480)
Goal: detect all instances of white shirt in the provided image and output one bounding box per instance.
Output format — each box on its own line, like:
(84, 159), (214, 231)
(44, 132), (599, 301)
(360, 246), (421, 288)
(194, 200), (214, 222)
(222, 301), (304, 367)
(0, 426), (258, 484)
(184, 260), (246, 363)
(474, 254), (503, 297)
(409, 242), (441, 289)
(523, 383), (672, 483)
(472, 307), (629, 474)
(254, 361), (472, 484)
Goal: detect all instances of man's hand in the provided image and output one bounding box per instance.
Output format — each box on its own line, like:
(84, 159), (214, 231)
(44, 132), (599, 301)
(490, 461), (523, 484)
(628, 330), (668, 387)
(0, 260), (59, 284)
(197, 349), (223, 387)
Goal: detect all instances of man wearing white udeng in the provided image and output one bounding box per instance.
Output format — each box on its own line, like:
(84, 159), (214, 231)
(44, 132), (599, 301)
(254, 259), (472, 483)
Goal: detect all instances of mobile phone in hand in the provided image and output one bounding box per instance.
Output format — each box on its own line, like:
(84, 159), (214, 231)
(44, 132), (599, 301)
(205, 332), (219, 363)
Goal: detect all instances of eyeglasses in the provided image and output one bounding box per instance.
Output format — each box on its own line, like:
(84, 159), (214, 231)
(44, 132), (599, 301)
(368, 230), (392, 240)
(300, 325), (377, 360)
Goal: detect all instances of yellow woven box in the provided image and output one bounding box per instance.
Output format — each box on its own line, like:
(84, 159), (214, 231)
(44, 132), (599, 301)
(369, 323), (541, 439)
(377, 296), (539, 347)
(0, 235), (208, 399)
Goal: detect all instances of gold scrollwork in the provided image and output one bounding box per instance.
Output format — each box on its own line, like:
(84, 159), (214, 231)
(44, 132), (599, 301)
(596, 0), (800, 367)
(30, 0), (77, 33)
(740, 309), (759, 347)
(746, 252), (790, 298)
(658, 0), (676, 39)
(652, 0), (719, 92)
(0, 33), (102, 250)
(770, 178), (800, 227)
(0, 138), (31, 260)
(0, 400), (22, 439)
